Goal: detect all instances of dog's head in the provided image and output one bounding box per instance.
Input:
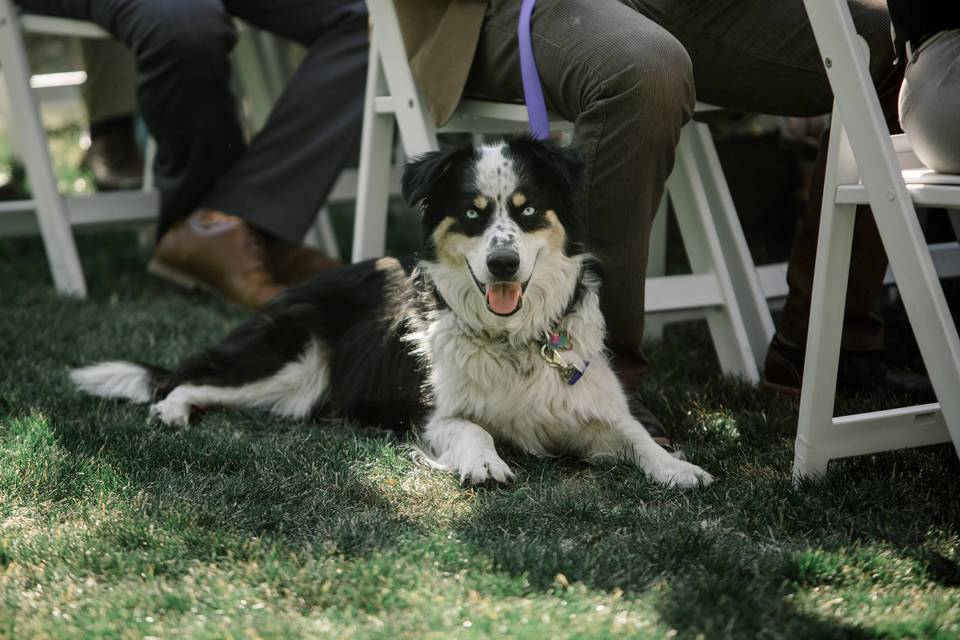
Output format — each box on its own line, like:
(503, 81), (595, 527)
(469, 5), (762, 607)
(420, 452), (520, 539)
(403, 137), (589, 334)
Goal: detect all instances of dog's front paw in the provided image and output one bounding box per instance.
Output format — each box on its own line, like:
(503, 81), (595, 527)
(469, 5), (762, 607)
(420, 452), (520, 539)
(458, 453), (515, 487)
(148, 397), (191, 428)
(646, 457), (713, 488)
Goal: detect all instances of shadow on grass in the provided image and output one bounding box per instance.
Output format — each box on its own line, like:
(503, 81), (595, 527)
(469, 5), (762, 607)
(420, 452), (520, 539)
(0, 233), (428, 566)
(445, 434), (958, 638)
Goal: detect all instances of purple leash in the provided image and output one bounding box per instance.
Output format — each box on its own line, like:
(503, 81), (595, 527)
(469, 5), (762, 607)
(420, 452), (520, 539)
(519, 0), (550, 140)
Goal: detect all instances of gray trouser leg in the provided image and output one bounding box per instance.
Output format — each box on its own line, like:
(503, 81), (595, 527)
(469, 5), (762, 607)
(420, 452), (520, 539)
(201, 0), (368, 244)
(900, 30), (960, 175)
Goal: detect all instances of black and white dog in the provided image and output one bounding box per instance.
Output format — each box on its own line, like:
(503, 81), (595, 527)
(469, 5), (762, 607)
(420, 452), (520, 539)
(71, 137), (713, 488)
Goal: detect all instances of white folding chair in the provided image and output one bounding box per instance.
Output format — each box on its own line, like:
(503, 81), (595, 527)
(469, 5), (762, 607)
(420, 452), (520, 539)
(792, 0), (960, 480)
(0, 4), (159, 296)
(354, 0), (774, 382)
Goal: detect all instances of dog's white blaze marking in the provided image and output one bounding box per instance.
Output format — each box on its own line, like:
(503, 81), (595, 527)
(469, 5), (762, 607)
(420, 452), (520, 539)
(148, 340), (330, 426)
(70, 361), (152, 403)
(473, 144), (518, 207)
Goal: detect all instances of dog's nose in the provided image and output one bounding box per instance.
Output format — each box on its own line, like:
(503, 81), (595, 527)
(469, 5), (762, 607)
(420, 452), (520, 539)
(486, 251), (520, 280)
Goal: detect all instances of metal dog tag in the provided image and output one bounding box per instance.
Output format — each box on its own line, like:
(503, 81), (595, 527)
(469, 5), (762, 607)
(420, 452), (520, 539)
(539, 344), (589, 385)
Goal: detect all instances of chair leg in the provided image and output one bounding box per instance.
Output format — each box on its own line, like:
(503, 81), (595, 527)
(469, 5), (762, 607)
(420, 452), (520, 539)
(871, 213), (960, 465)
(792, 202), (856, 482)
(667, 124), (760, 382)
(792, 117), (858, 483)
(644, 195), (669, 341)
(308, 205), (342, 261)
(687, 122), (775, 367)
(351, 39), (395, 262)
(0, 1), (86, 297)
(142, 137), (157, 193)
(368, 0), (438, 156)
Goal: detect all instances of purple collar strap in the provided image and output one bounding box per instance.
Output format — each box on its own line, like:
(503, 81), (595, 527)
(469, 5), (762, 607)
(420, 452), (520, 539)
(519, 0), (550, 140)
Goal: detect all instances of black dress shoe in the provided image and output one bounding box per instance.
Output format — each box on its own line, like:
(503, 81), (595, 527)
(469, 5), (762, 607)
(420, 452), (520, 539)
(763, 334), (935, 403)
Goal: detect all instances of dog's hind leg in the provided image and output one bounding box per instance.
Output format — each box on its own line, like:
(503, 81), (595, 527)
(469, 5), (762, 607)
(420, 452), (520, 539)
(148, 339), (331, 427)
(420, 416), (514, 486)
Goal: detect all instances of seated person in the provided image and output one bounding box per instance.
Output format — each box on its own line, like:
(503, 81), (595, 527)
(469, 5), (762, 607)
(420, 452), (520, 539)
(397, 0), (932, 440)
(18, 0), (368, 308)
(890, 0), (960, 174)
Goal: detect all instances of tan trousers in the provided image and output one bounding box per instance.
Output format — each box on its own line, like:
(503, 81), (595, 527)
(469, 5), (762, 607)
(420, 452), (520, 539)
(81, 38), (136, 125)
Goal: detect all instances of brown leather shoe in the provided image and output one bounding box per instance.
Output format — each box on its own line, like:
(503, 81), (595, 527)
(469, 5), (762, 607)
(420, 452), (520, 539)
(148, 210), (285, 309)
(263, 236), (342, 285)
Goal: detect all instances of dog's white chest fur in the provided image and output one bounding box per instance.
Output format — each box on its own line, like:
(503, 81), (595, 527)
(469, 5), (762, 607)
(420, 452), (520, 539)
(423, 297), (628, 458)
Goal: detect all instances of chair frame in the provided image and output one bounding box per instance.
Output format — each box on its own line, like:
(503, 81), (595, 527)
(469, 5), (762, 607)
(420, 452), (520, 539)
(0, 3), (100, 296)
(0, 5), (349, 286)
(355, 0), (775, 381)
(793, 0), (960, 479)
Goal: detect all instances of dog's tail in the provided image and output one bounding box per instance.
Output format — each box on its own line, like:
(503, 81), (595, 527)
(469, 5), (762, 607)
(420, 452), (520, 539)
(69, 361), (168, 403)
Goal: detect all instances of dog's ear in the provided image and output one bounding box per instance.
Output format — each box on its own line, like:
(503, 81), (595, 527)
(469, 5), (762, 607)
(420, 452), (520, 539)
(509, 136), (584, 190)
(401, 146), (471, 208)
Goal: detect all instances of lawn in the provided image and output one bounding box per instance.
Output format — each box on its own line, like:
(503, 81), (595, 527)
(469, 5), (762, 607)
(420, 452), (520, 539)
(2, 230), (959, 639)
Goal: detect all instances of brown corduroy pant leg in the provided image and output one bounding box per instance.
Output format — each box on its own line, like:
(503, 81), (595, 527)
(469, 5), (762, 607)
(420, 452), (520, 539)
(465, 0), (902, 388)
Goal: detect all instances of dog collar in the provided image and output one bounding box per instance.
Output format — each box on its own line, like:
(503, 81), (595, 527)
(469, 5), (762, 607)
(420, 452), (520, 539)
(539, 329), (589, 385)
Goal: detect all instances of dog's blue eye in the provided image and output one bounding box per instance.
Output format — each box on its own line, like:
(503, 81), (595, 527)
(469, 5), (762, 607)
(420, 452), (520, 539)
(522, 206), (537, 216)
(465, 209), (479, 219)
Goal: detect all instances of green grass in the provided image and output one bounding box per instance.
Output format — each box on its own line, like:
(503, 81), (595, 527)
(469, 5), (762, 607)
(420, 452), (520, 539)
(2, 231), (960, 639)
(1, 124), (96, 198)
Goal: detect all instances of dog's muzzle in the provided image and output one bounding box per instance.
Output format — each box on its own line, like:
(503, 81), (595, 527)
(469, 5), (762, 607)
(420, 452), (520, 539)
(467, 259), (530, 317)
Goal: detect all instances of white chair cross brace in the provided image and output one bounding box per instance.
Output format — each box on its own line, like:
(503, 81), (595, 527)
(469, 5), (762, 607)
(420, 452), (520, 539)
(793, 0), (960, 480)
(355, 0), (775, 382)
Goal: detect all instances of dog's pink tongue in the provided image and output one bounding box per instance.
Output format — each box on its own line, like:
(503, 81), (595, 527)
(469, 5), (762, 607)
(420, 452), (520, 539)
(486, 282), (522, 314)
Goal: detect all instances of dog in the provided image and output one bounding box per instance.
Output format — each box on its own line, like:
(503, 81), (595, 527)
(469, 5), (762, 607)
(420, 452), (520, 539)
(71, 137), (713, 488)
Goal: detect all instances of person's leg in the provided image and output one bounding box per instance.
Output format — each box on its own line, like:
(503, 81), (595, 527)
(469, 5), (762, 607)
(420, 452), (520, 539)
(900, 30), (960, 175)
(649, 0), (901, 355)
(643, 0), (931, 397)
(19, 0), (251, 238)
(466, 0), (695, 386)
(198, 0), (369, 244)
(18, 0), (245, 236)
